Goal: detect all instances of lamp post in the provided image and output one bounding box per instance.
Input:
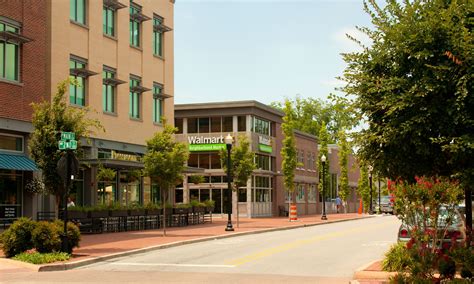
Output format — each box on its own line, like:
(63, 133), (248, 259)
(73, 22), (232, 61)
(224, 134), (234, 231)
(321, 154), (327, 220)
(368, 165), (373, 215)
(378, 177), (381, 214)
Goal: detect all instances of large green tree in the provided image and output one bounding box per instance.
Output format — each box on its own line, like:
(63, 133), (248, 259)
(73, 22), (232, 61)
(281, 100), (298, 219)
(271, 95), (358, 143)
(29, 80), (102, 209)
(143, 124), (189, 236)
(318, 122), (330, 197)
(337, 130), (350, 211)
(220, 135), (256, 226)
(341, 0), (473, 246)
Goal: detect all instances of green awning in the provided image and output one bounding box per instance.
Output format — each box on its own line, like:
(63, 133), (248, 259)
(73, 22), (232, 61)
(0, 153), (38, 171)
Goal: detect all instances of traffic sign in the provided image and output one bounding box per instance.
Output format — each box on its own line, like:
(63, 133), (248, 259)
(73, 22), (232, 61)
(59, 132), (77, 150)
(59, 140), (66, 150)
(61, 132), (75, 141)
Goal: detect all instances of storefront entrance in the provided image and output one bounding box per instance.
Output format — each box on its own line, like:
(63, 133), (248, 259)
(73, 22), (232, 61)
(189, 187), (231, 214)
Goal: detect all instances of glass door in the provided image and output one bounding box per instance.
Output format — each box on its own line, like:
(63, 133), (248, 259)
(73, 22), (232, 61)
(212, 188), (222, 213)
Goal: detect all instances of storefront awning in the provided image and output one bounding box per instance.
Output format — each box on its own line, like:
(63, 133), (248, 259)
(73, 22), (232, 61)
(0, 153), (38, 171)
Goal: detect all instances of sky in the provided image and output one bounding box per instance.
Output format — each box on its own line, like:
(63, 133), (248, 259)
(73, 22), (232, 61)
(174, 0), (373, 105)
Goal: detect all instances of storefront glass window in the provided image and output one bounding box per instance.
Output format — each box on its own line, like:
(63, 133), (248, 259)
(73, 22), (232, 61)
(188, 153), (198, 168)
(308, 184), (317, 202)
(175, 118), (183, 134)
(238, 116), (246, 131)
(296, 184), (305, 203)
(252, 176), (272, 202)
(97, 182), (116, 205)
(210, 153), (221, 169)
(199, 154), (210, 169)
(198, 117), (210, 133)
(187, 118), (198, 133)
(190, 189), (199, 201)
(70, 170), (84, 206)
(175, 186), (183, 203)
(200, 189), (210, 202)
(238, 187), (247, 202)
(252, 117), (271, 136)
(222, 117), (233, 132)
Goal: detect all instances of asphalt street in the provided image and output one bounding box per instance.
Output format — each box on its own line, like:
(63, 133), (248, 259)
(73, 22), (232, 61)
(1, 215), (400, 283)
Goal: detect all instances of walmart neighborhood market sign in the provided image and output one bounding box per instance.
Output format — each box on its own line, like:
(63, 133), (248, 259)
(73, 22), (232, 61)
(188, 136), (225, 152)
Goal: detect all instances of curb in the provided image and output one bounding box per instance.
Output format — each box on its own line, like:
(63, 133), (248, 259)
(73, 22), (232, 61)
(352, 259), (395, 282)
(4, 215), (374, 272)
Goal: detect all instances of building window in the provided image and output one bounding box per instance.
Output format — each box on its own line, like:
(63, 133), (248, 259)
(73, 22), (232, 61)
(152, 84), (164, 124)
(252, 176), (272, 202)
(187, 118), (198, 133)
(255, 154), (270, 171)
(252, 116), (270, 136)
(70, 0), (86, 25)
(129, 77), (141, 119)
(296, 184), (305, 203)
(69, 57), (87, 106)
(153, 16), (163, 56)
(308, 184), (317, 202)
(238, 187), (247, 202)
(103, 5), (115, 36)
(102, 69), (115, 113)
(129, 3), (141, 47)
(238, 116), (246, 132)
(210, 117), (221, 132)
(0, 22), (19, 81)
(0, 134), (23, 152)
(222, 116), (233, 132)
(175, 118), (183, 134)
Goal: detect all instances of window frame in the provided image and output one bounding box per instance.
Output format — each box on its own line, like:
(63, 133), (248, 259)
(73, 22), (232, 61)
(70, 0), (87, 25)
(69, 56), (88, 107)
(152, 83), (164, 124)
(102, 67), (116, 113)
(129, 76), (141, 119)
(103, 5), (115, 37)
(0, 21), (20, 82)
(0, 133), (24, 153)
(129, 3), (141, 47)
(152, 15), (163, 57)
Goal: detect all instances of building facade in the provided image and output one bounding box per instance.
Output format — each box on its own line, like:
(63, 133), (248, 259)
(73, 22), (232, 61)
(175, 101), (361, 218)
(0, 0), (47, 221)
(1, 0), (175, 221)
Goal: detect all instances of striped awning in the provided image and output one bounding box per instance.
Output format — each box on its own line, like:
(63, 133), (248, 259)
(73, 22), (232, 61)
(0, 153), (38, 171)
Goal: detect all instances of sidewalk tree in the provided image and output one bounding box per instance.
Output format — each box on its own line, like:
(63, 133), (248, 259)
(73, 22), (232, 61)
(281, 100), (298, 219)
(29, 80), (102, 212)
(143, 124), (189, 236)
(318, 122), (330, 201)
(271, 95), (358, 143)
(337, 130), (350, 212)
(341, 0), (473, 246)
(220, 135), (256, 226)
(357, 165), (370, 213)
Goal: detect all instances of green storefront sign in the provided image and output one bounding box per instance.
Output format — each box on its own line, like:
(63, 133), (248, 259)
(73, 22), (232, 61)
(189, 144), (226, 152)
(259, 144), (272, 153)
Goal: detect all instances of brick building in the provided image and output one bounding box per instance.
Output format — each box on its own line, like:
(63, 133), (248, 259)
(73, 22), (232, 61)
(0, 0), (47, 222)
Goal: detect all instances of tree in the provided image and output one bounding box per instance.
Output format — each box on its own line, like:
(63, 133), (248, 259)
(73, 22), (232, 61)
(143, 124), (189, 236)
(337, 130), (350, 212)
(281, 100), (298, 220)
(357, 165), (370, 213)
(318, 122), (330, 199)
(271, 95), (358, 143)
(29, 80), (102, 211)
(341, 0), (473, 246)
(220, 135), (256, 226)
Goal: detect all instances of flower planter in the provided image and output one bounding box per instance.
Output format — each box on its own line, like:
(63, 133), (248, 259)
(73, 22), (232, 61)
(68, 210), (88, 219)
(146, 209), (162, 216)
(89, 210), (109, 218)
(173, 207), (189, 214)
(193, 206), (205, 213)
(129, 209), (146, 216)
(109, 209), (128, 217)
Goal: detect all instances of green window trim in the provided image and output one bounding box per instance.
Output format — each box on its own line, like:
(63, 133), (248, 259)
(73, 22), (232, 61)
(103, 6), (115, 36)
(153, 17), (163, 56)
(69, 58), (86, 106)
(102, 70), (115, 113)
(70, 0), (86, 25)
(129, 78), (141, 119)
(129, 5), (141, 47)
(0, 22), (20, 81)
(152, 85), (164, 123)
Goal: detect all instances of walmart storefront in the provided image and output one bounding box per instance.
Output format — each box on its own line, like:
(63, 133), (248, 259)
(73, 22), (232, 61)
(175, 101), (283, 217)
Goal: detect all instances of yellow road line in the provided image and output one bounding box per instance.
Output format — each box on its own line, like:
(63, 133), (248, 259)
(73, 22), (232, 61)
(225, 220), (397, 266)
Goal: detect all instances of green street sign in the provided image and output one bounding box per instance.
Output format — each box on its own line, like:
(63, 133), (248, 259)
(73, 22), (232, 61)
(61, 132), (75, 141)
(69, 140), (77, 150)
(59, 141), (66, 150)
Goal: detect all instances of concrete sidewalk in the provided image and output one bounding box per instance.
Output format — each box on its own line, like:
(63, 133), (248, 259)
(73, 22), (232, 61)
(0, 213), (371, 272)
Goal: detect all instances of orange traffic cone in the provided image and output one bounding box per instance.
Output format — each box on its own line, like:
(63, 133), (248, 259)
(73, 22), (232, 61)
(358, 199), (363, 214)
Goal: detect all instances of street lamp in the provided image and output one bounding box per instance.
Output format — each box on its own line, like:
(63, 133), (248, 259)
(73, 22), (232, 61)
(321, 154), (327, 220)
(224, 134), (234, 231)
(368, 165), (374, 215)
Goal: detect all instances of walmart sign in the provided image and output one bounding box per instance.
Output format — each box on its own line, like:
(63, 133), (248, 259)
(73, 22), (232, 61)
(188, 135), (225, 152)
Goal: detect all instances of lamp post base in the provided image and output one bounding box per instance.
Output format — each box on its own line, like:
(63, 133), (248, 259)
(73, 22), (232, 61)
(321, 214), (327, 220)
(225, 223), (234, 231)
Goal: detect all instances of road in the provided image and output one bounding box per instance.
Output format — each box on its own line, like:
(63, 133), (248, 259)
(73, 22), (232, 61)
(1, 215), (400, 284)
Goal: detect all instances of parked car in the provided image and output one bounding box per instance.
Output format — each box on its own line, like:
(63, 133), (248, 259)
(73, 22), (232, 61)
(397, 207), (466, 249)
(375, 195), (395, 214)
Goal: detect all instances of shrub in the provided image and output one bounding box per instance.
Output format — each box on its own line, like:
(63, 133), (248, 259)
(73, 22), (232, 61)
(32, 221), (61, 253)
(0, 218), (36, 257)
(13, 251), (70, 264)
(382, 242), (413, 272)
(53, 220), (81, 254)
(203, 199), (215, 208)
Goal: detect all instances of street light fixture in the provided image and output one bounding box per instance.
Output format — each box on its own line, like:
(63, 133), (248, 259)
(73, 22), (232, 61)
(321, 154), (327, 220)
(368, 165), (374, 215)
(224, 134), (234, 231)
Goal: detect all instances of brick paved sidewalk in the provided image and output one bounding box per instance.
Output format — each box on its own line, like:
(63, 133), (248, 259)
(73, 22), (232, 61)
(0, 213), (369, 272)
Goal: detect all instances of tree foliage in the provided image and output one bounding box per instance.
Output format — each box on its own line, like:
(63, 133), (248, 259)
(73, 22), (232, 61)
(271, 95), (358, 143)
(318, 122), (330, 195)
(219, 135), (256, 191)
(337, 130), (350, 203)
(357, 165), (370, 212)
(281, 100), (298, 200)
(143, 124), (189, 236)
(341, 0), (473, 244)
(29, 80), (102, 203)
